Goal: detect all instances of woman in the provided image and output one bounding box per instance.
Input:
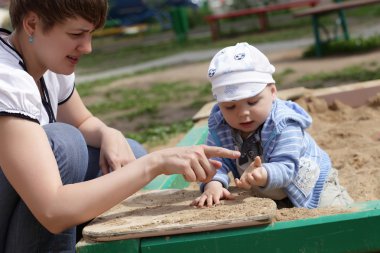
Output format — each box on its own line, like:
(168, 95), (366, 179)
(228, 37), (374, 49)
(0, 0), (240, 252)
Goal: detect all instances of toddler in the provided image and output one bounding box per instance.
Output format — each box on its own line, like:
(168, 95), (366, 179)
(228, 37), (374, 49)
(192, 42), (353, 209)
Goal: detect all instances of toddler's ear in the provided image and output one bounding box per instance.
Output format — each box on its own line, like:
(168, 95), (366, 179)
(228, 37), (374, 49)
(269, 84), (277, 100)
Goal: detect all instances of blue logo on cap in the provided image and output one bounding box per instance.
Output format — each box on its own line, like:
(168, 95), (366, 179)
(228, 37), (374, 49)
(208, 68), (216, 77)
(234, 53), (245, 60)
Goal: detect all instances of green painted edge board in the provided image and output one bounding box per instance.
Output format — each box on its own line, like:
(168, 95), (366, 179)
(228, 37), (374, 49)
(175, 125), (208, 147)
(141, 200), (380, 253)
(76, 238), (140, 253)
(143, 125), (208, 190)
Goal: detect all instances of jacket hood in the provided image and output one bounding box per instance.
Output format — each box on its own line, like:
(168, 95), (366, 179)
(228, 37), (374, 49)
(270, 99), (312, 131)
(208, 103), (226, 130)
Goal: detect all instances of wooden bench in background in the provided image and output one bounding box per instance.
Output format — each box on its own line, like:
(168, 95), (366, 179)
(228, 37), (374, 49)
(294, 0), (380, 57)
(205, 0), (320, 40)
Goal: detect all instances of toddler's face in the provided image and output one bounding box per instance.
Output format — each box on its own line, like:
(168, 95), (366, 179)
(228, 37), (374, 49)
(219, 85), (276, 139)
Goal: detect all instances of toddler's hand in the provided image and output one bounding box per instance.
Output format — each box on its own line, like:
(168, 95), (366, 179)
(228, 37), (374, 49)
(235, 156), (267, 189)
(190, 181), (234, 207)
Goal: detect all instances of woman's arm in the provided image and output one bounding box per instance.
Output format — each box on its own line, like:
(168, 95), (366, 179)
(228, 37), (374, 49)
(0, 116), (240, 234)
(57, 89), (115, 147)
(0, 116), (148, 233)
(57, 89), (135, 173)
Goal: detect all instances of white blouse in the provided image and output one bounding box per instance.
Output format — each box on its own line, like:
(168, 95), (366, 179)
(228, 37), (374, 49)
(0, 31), (74, 125)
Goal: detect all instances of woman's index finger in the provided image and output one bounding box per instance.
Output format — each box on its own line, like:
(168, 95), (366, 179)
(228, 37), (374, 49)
(202, 145), (240, 159)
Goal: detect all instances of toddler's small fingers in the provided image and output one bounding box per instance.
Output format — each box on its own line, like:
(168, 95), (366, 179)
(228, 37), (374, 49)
(254, 156), (262, 167)
(246, 173), (257, 185)
(204, 194), (218, 207)
(210, 196), (219, 206)
(237, 177), (252, 190)
(235, 178), (243, 187)
(223, 189), (236, 200)
(197, 195), (210, 208)
(190, 197), (200, 206)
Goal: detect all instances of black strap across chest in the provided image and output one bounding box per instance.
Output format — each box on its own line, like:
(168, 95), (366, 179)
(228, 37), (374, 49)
(0, 28), (56, 123)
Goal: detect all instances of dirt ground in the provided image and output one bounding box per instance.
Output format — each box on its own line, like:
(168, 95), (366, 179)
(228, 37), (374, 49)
(101, 47), (380, 91)
(89, 46), (380, 224)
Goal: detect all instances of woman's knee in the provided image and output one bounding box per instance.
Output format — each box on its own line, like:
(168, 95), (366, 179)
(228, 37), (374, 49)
(5, 201), (76, 253)
(43, 123), (88, 184)
(127, 138), (147, 158)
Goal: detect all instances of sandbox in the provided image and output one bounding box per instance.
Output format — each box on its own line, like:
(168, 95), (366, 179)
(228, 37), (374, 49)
(77, 80), (380, 253)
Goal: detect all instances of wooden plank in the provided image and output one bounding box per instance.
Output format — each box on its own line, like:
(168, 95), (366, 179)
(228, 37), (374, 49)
(192, 101), (216, 122)
(82, 189), (277, 242)
(141, 201), (380, 253)
(205, 0), (320, 40)
(206, 0), (320, 20)
(294, 0), (380, 17)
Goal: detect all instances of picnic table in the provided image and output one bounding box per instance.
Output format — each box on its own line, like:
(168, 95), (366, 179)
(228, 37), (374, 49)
(205, 0), (320, 41)
(294, 0), (380, 57)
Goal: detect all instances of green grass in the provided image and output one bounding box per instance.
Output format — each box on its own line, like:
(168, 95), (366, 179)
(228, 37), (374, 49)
(274, 68), (296, 85)
(303, 35), (380, 58)
(86, 82), (210, 115)
(127, 120), (194, 146)
(79, 81), (213, 147)
(297, 62), (380, 89)
(76, 76), (121, 96)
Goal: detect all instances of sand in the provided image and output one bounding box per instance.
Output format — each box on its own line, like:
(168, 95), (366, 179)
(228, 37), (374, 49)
(185, 93), (380, 221)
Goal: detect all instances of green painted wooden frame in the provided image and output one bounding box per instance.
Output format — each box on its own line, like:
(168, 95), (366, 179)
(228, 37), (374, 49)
(141, 200), (380, 253)
(77, 122), (380, 253)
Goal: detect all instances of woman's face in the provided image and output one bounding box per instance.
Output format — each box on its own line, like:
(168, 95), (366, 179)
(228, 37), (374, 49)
(33, 16), (95, 75)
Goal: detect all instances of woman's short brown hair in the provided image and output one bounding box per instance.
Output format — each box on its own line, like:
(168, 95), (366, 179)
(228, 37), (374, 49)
(9, 0), (108, 31)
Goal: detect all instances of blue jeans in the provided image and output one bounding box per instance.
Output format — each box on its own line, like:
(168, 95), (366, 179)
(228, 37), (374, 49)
(0, 123), (147, 253)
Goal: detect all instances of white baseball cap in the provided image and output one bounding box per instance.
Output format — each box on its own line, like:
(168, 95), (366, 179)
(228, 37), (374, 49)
(208, 42), (275, 102)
